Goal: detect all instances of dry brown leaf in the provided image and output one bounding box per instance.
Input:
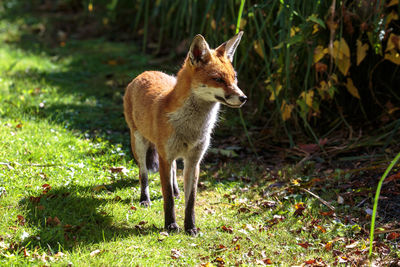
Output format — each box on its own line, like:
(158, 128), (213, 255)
(387, 232), (400, 240)
(17, 215), (26, 226)
(221, 225), (233, 233)
(281, 100), (294, 121)
(254, 40), (265, 59)
(356, 40), (369, 66)
(297, 242), (311, 249)
(386, 10), (399, 27)
(313, 45), (328, 63)
(316, 225), (326, 233)
(345, 78), (360, 99)
(384, 51), (400, 65)
(388, 0), (399, 7)
(330, 38), (351, 75)
(300, 90), (314, 107)
(325, 241), (333, 251)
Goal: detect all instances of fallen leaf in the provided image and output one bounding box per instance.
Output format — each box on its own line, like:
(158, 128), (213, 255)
(387, 232), (400, 240)
(158, 231), (169, 242)
(238, 207), (251, 213)
(109, 166), (128, 174)
(298, 242), (311, 249)
(23, 248), (29, 257)
(297, 143), (319, 154)
(171, 249), (182, 259)
(325, 241), (333, 251)
(221, 225), (233, 233)
(216, 244), (227, 252)
(90, 249), (102, 257)
(42, 184), (51, 194)
(319, 210), (334, 216)
(213, 257), (225, 264)
(261, 258), (273, 265)
(46, 216), (61, 227)
(345, 241), (359, 249)
(232, 236), (242, 243)
(294, 202), (306, 216)
(17, 215), (26, 226)
(260, 201), (276, 209)
(316, 225), (326, 233)
(29, 196), (41, 203)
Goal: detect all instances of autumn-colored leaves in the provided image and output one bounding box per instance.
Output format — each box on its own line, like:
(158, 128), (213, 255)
(258, 1), (400, 122)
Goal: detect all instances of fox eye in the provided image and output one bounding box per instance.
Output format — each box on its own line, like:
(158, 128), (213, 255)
(213, 77), (225, 84)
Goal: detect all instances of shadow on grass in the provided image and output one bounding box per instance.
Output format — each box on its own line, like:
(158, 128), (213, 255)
(19, 178), (164, 251)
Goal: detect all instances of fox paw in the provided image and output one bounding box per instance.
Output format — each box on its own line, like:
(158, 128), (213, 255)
(185, 228), (198, 236)
(139, 200), (151, 207)
(166, 223), (180, 233)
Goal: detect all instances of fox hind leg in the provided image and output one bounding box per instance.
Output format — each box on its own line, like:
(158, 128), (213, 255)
(132, 131), (152, 207)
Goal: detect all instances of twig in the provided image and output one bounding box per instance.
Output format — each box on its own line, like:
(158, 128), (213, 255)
(301, 188), (336, 211)
(374, 228), (400, 235)
(355, 198), (369, 208)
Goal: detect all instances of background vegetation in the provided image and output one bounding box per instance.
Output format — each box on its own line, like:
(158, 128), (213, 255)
(5, 0), (400, 147)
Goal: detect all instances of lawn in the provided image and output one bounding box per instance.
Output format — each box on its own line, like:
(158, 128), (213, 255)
(0, 11), (399, 266)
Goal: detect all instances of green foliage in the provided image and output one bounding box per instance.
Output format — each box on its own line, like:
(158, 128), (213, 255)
(2, 0), (399, 141)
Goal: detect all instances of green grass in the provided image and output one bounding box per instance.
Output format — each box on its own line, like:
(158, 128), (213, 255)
(0, 12), (398, 266)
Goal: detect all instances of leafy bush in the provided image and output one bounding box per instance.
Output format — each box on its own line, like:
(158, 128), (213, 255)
(3, 0), (399, 142)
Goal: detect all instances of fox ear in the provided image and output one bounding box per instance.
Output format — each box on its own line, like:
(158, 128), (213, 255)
(188, 34), (212, 66)
(216, 31), (243, 62)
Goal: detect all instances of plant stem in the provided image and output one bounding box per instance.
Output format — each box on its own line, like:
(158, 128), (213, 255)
(369, 152), (400, 258)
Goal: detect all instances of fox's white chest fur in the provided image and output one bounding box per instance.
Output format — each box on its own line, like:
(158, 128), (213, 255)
(167, 93), (220, 160)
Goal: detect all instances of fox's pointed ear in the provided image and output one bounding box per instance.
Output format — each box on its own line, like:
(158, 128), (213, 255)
(216, 31), (243, 62)
(188, 34), (212, 66)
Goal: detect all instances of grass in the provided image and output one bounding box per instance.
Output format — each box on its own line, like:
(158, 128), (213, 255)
(0, 11), (399, 266)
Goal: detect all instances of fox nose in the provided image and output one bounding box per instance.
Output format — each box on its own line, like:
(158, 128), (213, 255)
(239, 95), (247, 103)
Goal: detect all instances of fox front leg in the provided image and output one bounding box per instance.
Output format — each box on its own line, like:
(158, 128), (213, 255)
(159, 156), (179, 232)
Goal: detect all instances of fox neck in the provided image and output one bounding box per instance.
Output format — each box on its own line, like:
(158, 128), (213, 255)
(167, 62), (220, 148)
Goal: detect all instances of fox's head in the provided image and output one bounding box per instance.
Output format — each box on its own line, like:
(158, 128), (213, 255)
(186, 32), (247, 108)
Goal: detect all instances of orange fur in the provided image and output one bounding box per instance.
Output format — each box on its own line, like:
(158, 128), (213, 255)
(123, 32), (246, 234)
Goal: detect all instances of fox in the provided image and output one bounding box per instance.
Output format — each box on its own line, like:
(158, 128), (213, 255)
(123, 32), (246, 235)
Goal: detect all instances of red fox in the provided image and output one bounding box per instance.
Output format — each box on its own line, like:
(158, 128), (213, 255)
(123, 32), (246, 235)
